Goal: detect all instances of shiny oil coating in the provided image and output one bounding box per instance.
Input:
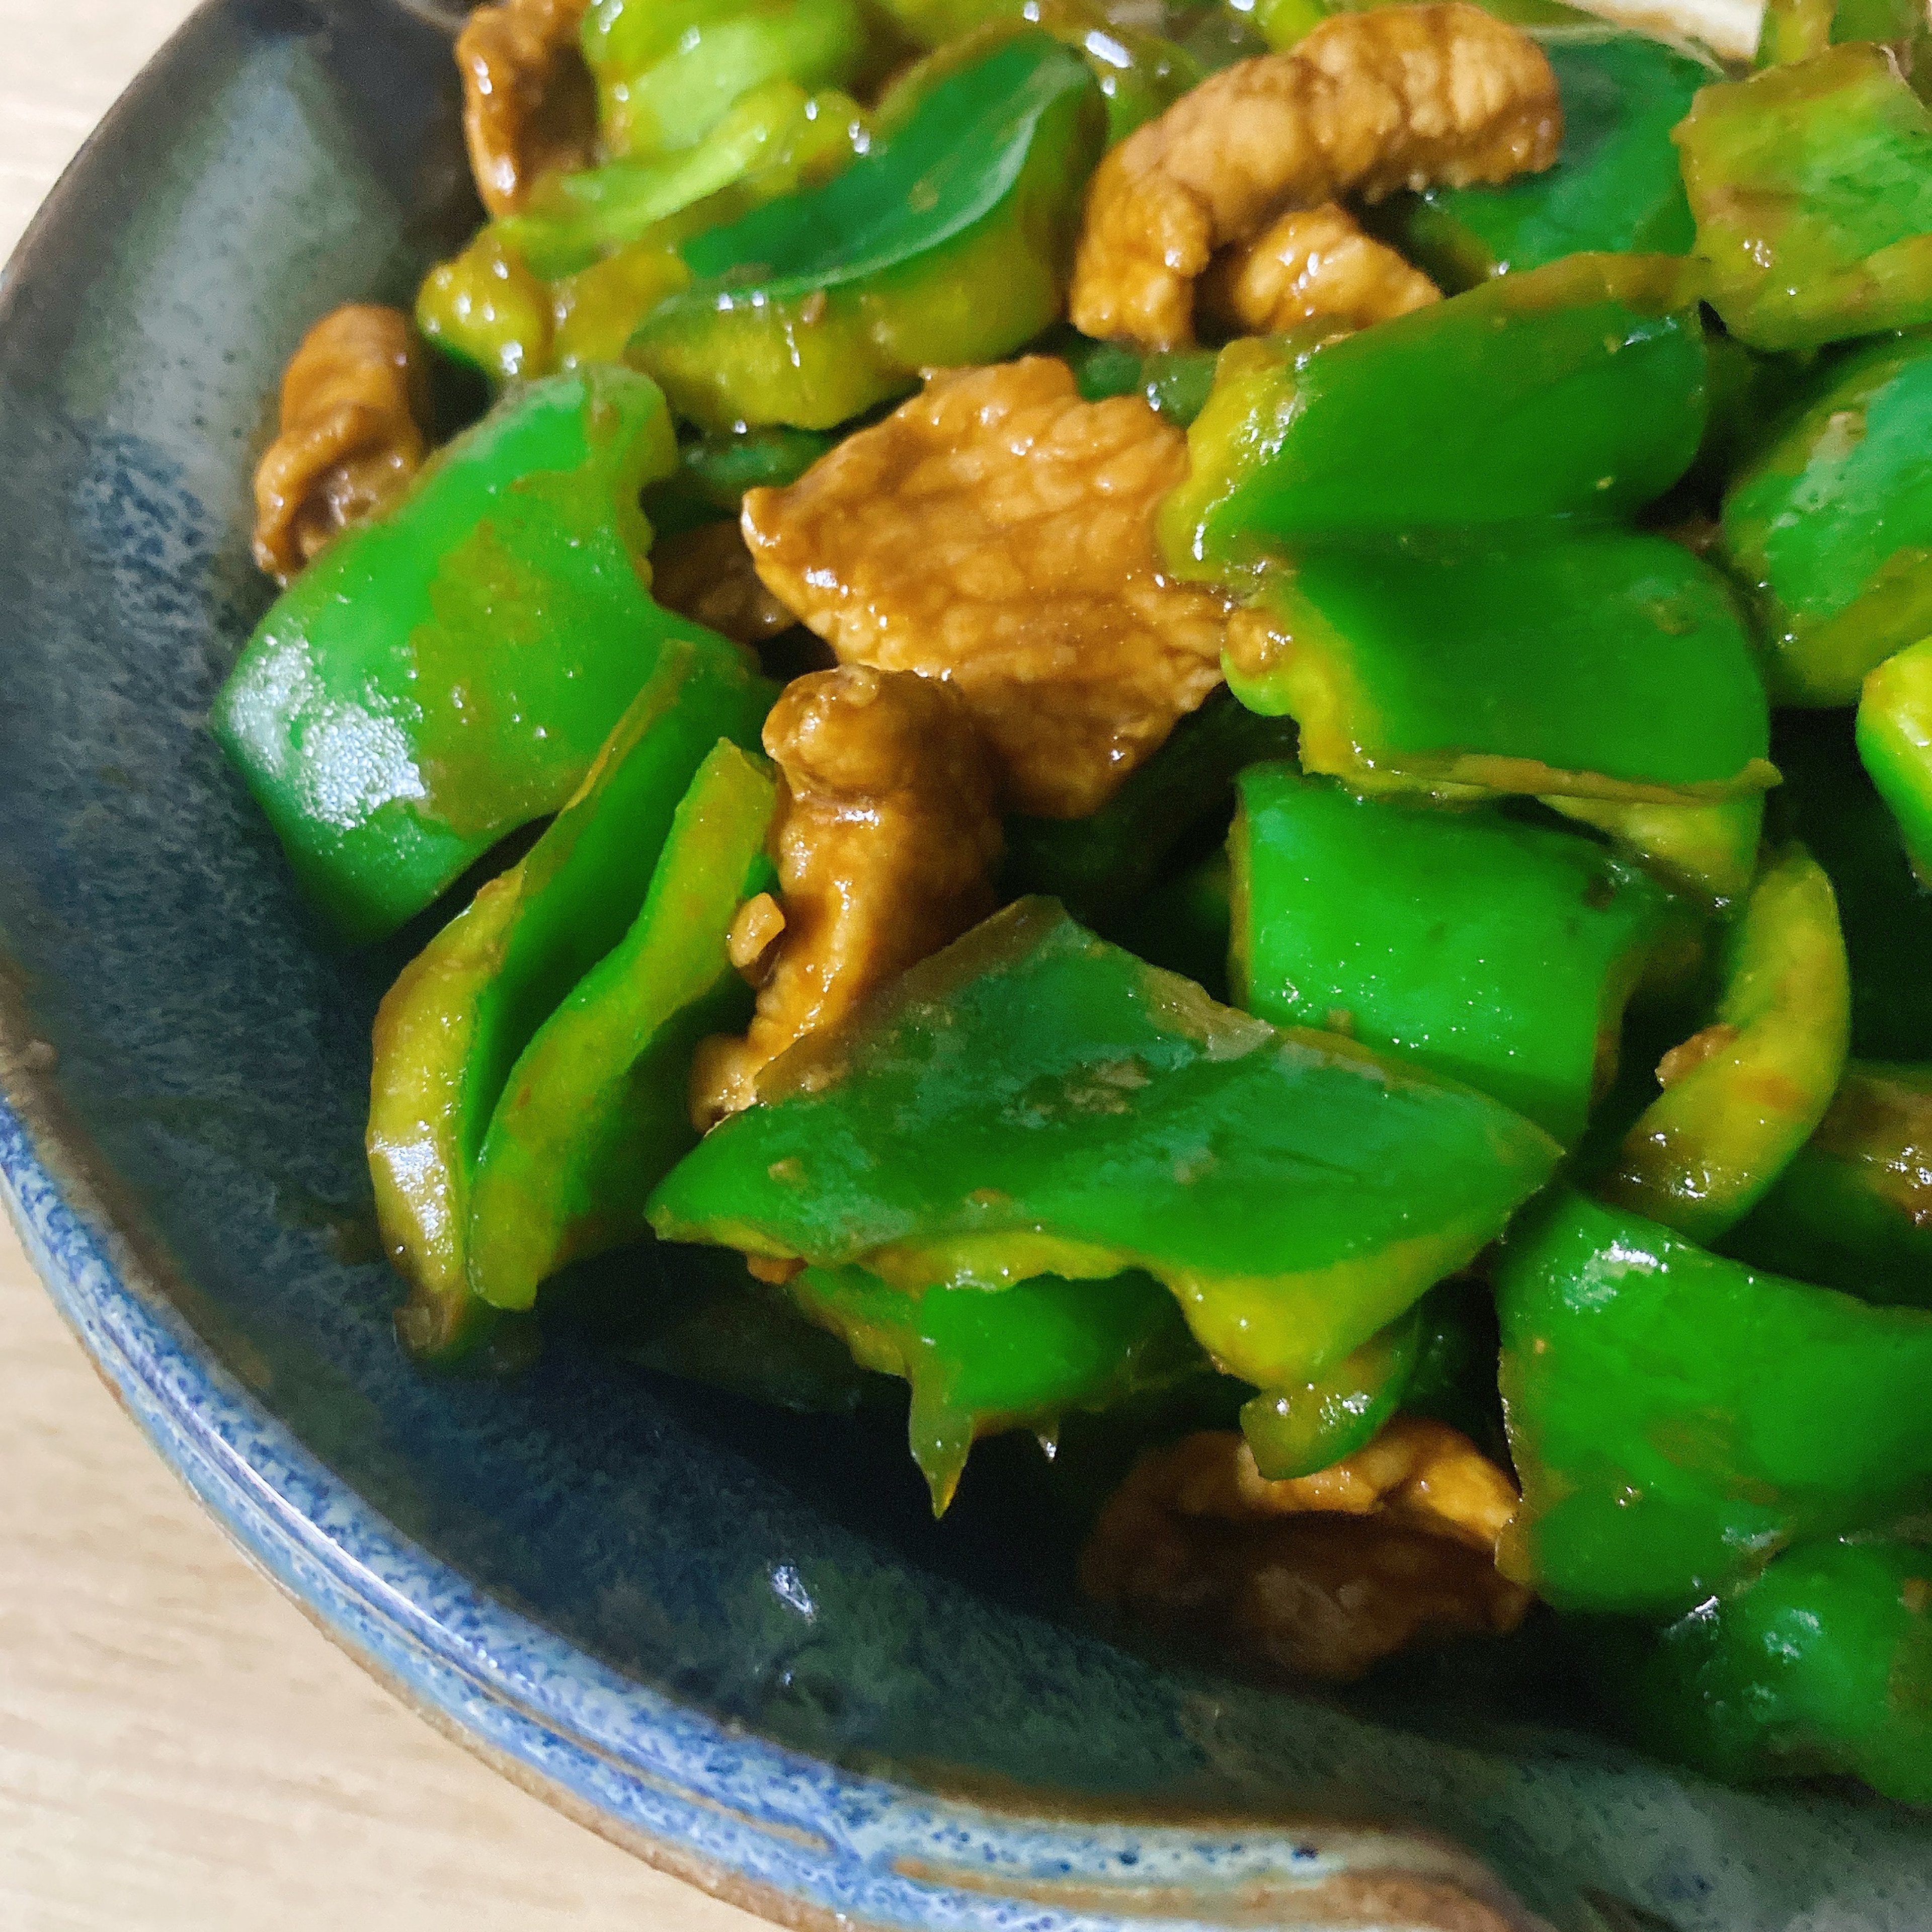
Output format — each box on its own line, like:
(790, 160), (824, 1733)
(1198, 202), (1440, 336)
(1496, 1190), (1932, 1614)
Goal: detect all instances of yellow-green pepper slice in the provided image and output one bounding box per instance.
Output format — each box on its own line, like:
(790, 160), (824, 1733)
(1596, 844), (1850, 1245)
(1857, 634), (1932, 880)
(786, 1264), (1205, 1511)
(369, 648), (770, 1362)
(466, 741), (777, 1314)
(1724, 1062), (1932, 1308)
(1542, 794), (1764, 907)
(1226, 530), (1775, 807)
(648, 897), (1561, 1390)
(579, 0), (871, 162)
(1673, 44), (1932, 352)
(629, 32), (1106, 430)
(1239, 1310), (1418, 1480)
(418, 83), (866, 383)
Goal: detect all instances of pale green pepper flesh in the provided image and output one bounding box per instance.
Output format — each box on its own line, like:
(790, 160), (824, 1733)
(630, 34), (1106, 430)
(1227, 530), (1774, 805)
(1673, 44), (1932, 352)
(417, 84), (867, 384)
(1858, 634), (1932, 878)
(582, 0), (870, 163)
(1240, 1309), (1418, 1480)
(466, 741), (778, 1313)
(1596, 844), (1850, 1245)
(1542, 794), (1764, 907)
(367, 648), (771, 1361)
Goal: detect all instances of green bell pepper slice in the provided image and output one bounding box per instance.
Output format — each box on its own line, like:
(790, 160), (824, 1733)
(1232, 764), (1668, 1142)
(1241, 1274), (1506, 1480)
(1859, 634), (1932, 879)
(1721, 334), (1932, 708)
(1001, 691), (1298, 924)
(641, 424), (838, 540)
(1596, 844), (1850, 1244)
(1541, 794), (1764, 907)
(786, 1264), (1204, 1511)
(1724, 1062), (1932, 1308)
(1239, 1308), (1418, 1481)
(1252, 0), (1591, 45)
(1773, 709), (1932, 1061)
(580, 0), (870, 163)
(876, 1), (1203, 144)
(369, 646), (771, 1361)
(629, 33), (1106, 431)
(418, 84), (867, 383)
(1496, 1190), (1932, 1613)
(1674, 44), (1932, 353)
(1053, 325), (1224, 426)
(505, 81), (868, 281)
(465, 741), (777, 1314)
(1608, 1538), (1932, 1807)
(649, 897), (1562, 1390)
(1758, 0), (1932, 66)
(212, 370), (744, 943)
(1159, 254), (1709, 577)
(415, 231), (561, 385)
(1226, 530), (1775, 806)
(1380, 35), (1707, 292)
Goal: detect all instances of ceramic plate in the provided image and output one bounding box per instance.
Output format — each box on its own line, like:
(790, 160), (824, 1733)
(3, 4), (1929, 1926)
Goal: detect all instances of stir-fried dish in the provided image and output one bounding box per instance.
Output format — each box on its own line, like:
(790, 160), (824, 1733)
(213, 0), (1932, 1810)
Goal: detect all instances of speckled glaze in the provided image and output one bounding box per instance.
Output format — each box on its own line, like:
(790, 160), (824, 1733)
(1, 5), (1929, 1928)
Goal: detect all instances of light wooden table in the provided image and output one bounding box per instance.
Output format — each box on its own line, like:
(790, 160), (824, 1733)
(0, 9), (764, 1927)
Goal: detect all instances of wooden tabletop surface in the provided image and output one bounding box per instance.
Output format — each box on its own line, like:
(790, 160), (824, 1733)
(0, 8), (767, 1926)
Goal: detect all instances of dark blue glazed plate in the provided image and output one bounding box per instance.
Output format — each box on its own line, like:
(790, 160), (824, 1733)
(3, 6), (1929, 1927)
